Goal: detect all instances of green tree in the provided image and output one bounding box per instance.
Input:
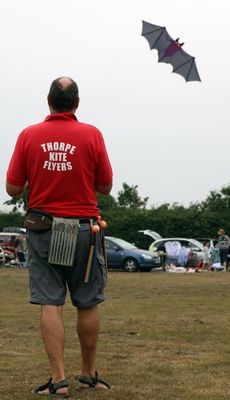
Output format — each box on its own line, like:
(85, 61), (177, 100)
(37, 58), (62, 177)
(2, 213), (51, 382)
(117, 183), (149, 209)
(97, 193), (117, 213)
(3, 182), (230, 249)
(0, 211), (24, 230)
(199, 185), (230, 236)
(4, 192), (27, 213)
(3, 192), (118, 215)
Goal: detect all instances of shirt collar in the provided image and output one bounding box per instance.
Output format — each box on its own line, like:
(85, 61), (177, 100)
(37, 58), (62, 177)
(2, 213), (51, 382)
(44, 112), (78, 122)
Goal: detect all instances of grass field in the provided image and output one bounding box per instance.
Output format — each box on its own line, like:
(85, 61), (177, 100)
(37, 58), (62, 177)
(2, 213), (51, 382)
(1, 268), (230, 400)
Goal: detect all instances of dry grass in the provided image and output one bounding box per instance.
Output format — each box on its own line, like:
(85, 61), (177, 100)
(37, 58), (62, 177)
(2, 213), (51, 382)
(1, 268), (230, 399)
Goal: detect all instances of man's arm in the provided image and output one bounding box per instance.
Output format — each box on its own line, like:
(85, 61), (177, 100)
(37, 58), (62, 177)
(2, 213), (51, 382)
(6, 182), (28, 197)
(96, 183), (112, 195)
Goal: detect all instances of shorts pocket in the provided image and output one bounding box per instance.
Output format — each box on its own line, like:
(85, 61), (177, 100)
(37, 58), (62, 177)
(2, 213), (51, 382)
(96, 253), (107, 291)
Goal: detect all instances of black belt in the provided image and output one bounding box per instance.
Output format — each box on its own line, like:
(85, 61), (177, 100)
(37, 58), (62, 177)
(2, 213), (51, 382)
(77, 218), (97, 224)
(61, 217), (97, 223)
(29, 210), (97, 224)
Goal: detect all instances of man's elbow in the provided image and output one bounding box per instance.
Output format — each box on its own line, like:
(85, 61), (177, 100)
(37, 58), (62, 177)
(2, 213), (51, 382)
(6, 182), (25, 197)
(96, 183), (113, 195)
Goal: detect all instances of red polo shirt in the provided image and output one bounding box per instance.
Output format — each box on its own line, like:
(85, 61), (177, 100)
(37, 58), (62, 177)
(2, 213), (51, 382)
(7, 113), (113, 217)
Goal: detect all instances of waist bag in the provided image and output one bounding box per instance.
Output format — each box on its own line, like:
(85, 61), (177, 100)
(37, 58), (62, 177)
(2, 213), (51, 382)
(24, 209), (53, 232)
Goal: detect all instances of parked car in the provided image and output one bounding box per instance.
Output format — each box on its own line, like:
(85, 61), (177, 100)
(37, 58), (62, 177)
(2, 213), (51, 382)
(0, 246), (5, 266)
(138, 229), (162, 241)
(195, 238), (218, 247)
(105, 236), (161, 272)
(149, 237), (205, 268)
(138, 230), (206, 268)
(0, 232), (27, 265)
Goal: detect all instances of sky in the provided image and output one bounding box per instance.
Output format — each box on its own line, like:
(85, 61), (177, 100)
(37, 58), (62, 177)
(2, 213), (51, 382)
(1, 0), (229, 210)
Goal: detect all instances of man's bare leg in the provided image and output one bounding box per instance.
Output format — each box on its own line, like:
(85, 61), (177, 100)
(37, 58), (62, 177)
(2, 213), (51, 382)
(38, 305), (68, 395)
(77, 305), (108, 389)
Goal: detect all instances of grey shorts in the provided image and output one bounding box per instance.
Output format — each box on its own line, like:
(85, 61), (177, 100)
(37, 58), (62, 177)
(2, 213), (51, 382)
(26, 223), (107, 309)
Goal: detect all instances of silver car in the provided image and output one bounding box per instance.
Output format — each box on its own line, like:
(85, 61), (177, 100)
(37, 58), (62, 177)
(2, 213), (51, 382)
(139, 230), (205, 268)
(0, 246), (5, 266)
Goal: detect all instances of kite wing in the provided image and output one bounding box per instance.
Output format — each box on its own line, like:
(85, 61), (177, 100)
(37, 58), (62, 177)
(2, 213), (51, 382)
(141, 20), (201, 82)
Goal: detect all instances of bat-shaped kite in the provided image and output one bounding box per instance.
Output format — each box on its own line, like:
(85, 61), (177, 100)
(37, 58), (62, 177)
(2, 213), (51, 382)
(141, 20), (201, 82)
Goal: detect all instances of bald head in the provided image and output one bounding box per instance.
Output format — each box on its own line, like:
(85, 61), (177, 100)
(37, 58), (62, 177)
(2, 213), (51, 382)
(48, 77), (79, 113)
(59, 77), (73, 88)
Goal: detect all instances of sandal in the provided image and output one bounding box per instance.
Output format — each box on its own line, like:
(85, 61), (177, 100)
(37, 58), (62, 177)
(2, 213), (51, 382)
(31, 378), (69, 398)
(75, 371), (112, 391)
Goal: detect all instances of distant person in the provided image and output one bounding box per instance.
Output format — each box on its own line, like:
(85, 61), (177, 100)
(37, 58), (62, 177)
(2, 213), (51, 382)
(217, 229), (230, 271)
(226, 246), (230, 271)
(15, 234), (26, 267)
(6, 77), (113, 396)
(203, 241), (211, 271)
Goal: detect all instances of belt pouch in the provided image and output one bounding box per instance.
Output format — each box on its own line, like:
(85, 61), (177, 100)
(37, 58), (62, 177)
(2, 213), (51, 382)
(24, 210), (53, 232)
(48, 217), (79, 266)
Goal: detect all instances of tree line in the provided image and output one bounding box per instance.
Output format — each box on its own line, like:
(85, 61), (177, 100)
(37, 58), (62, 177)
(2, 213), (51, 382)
(1, 182), (230, 249)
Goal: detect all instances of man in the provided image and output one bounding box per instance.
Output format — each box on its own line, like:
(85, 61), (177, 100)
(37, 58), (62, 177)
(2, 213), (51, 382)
(15, 234), (27, 267)
(6, 77), (113, 397)
(217, 228), (230, 271)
